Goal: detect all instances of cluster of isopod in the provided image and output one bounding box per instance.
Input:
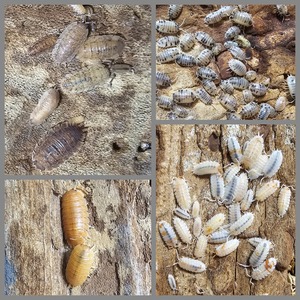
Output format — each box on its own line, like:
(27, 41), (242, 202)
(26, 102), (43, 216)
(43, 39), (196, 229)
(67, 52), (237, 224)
(28, 5), (133, 171)
(156, 5), (295, 120)
(158, 133), (293, 294)
(61, 188), (96, 287)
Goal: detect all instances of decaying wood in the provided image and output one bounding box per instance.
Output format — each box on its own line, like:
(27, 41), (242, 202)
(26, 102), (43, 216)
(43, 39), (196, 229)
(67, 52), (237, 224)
(156, 125), (295, 295)
(5, 180), (151, 295)
(5, 4), (151, 175)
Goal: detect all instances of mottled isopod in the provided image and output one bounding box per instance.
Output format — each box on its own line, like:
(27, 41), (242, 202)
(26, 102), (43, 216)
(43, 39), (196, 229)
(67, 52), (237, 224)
(173, 105), (189, 118)
(30, 87), (60, 125)
(249, 83), (268, 96)
(204, 10), (223, 25)
(224, 41), (239, 49)
(242, 89), (255, 103)
(220, 80), (234, 95)
(215, 239), (240, 257)
(228, 45), (246, 61)
(222, 175), (239, 205)
(156, 20), (179, 34)
(195, 31), (215, 47)
(194, 234), (208, 258)
(240, 101), (259, 119)
(248, 237), (269, 248)
(228, 59), (247, 76)
(195, 88), (213, 105)
(168, 5), (183, 20)
(251, 258), (277, 281)
(258, 103), (276, 120)
(32, 117), (87, 171)
(256, 180), (280, 202)
(193, 161), (221, 176)
(230, 11), (253, 27)
(173, 89), (197, 104)
(65, 244), (94, 287)
(158, 220), (178, 249)
(175, 53), (196, 67)
(212, 43), (223, 56)
(61, 188), (89, 247)
(202, 79), (218, 96)
(203, 213), (225, 235)
(225, 26), (241, 40)
(173, 217), (192, 244)
(228, 77), (249, 90)
(156, 71), (172, 87)
(172, 177), (191, 210)
(245, 70), (257, 81)
(229, 212), (254, 236)
(196, 67), (219, 80)
(157, 95), (174, 109)
(219, 94), (237, 112)
(277, 186), (291, 217)
(157, 47), (180, 63)
(28, 34), (58, 56)
(196, 49), (214, 66)
(219, 6), (237, 17)
(262, 150), (283, 178)
(52, 21), (88, 64)
(157, 36), (180, 48)
(179, 33), (195, 51)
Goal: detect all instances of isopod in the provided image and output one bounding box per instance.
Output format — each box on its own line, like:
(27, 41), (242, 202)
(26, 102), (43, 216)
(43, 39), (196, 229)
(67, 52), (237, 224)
(229, 212), (254, 236)
(241, 135), (264, 169)
(156, 20), (180, 34)
(173, 89), (197, 104)
(195, 31), (215, 47)
(173, 105), (189, 118)
(228, 77), (249, 90)
(52, 21), (89, 64)
(193, 217), (202, 237)
(178, 256), (206, 273)
(245, 70), (257, 81)
(179, 33), (195, 51)
(227, 136), (242, 164)
(167, 274), (177, 292)
(174, 207), (191, 220)
(224, 41), (239, 49)
(224, 26), (241, 40)
(220, 80), (234, 95)
(175, 53), (196, 67)
(247, 155), (268, 181)
(157, 47), (180, 63)
(194, 234), (208, 258)
(228, 45), (246, 61)
(196, 66), (219, 80)
(235, 173), (249, 202)
(228, 59), (247, 76)
(248, 237), (272, 248)
(276, 5), (289, 18)
(173, 217), (192, 244)
(202, 79), (218, 96)
(212, 43), (223, 56)
(158, 220), (178, 249)
(249, 240), (271, 268)
(157, 36), (180, 48)
(219, 94), (237, 112)
(219, 6), (237, 17)
(249, 83), (268, 96)
(195, 88), (213, 105)
(168, 5), (183, 20)
(227, 112), (241, 120)
(287, 75), (295, 100)
(255, 180), (280, 202)
(61, 188), (89, 247)
(191, 201), (200, 218)
(258, 103), (276, 120)
(203, 213), (225, 235)
(157, 95), (174, 109)
(76, 35), (125, 63)
(28, 34), (58, 56)
(215, 239), (240, 257)
(275, 96), (287, 112)
(224, 164), (240, 184)
(240, 101), (259, 119)
(251, 258), (277, 281)
(172, 177), (191, 210)
(193, 161), (221, 176)
(65, 244), (94, 287)
(240, 189), (254, 211)
(32, 116), (87, 171)
(156, 71), (172, 87)
(230, 11), (253, 27)
(228, 203), (242, 224)
(277, 186), (291, 217)
(242, 89), (255, 103)
(196, 49), (214, 66)
(262, 150), (283, 178)
(210, 174), (225, 200)
(208, 229), (230, 244)
(234, 35), (252, 48)
(204, 10), (223, 25)
(30, 87), (60, 125)
(222, 175), (238, 205)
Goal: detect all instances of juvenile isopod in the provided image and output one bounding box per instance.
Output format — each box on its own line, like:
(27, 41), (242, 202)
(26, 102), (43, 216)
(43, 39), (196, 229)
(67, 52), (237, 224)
(195, 88), (213, 105)
(277, 186), (291, 217)
(229, 212), (254, 236)
(156, 20), (180, 34)
(173, 217), (192, 244)
(255, 180), (280, 202)
(173, 89), (197, 104)
(172, 177), (191, 210)
(240, 101), (259, 119)
(174, 207), (191, 220)
(202, 79), (218, 96)
(156, 47), (180, 63)
(235, 173), (249, 202)
(28, 34), (58, 56)
(208, 229), (230, 244)
(196, 49), (214, 66)
(275, 96), (287, 112)
(212, 43), (223, 56)
(249, 83), (268, 96)
(157, 36), (180, 48)
(61, 188), (89, 247)
(193, 217), (202, 237)
(245, 70), (257, 81)
(194, 234), (208, 258)
(175, 53), (196, 67)
(219, 94), (237, 112)
(203, 213), (225, 235)
(228, 77), (249, 90)
(228, 59), (247, 76)
(167, 274), (178, 292)
(215, 239), (240, 257)
(193, 161), (221, 176)
(222, 175), (238, 205)
(242, 89), (255, 103)
(157, 95), (174, 109)
(228, 203), (242, 224)
(204, 10), (223, 25)
(168, 5), (183, 20)
(251, 258), (277, 281)
(286, 75), (295, 100)
(224, 26), (241, 40)
(249, 240), (271, 268)
(240, 189), (254, 211)
(32, 116), (87, 171)
(210, 174), (225, 200)
(30, 87), (60, 125)
(65, 244), (95, 287)
(178, 256), (206, 273)
(191, 201), (200, 218)
(227, 136), (242, 164)
(241, 135), (264, 169)
(156, 71), (172, 87)
(196, 66), (219, 80)
(76, 35), (125, 63)
(195, 31), (215, 47)
(224, 164), (240, 184)
(262, 150), (283, 178)
(52, 21), (89, 64)
(230, 11), (253, 27)
(234, 35), (251, 48)
(179, 33), (195, 51)
(158, 220), (178, 249)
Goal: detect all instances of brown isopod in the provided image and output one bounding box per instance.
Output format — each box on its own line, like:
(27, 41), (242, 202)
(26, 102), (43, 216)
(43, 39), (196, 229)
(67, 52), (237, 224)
(30, 87), (60, 125)
(28, 34), (58, 56)
(52, 21), (89, 64)
(66, 244), (95, 287)
(32, 116), (87, 171)
(61, 188), (89, 247)
(76, 35), (125, 64)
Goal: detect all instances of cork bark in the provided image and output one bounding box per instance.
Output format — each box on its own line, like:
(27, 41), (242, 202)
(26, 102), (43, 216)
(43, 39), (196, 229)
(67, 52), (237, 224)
(156, 5), (295, 120)
(156, 125), (295, 295)
(5, 180), (151, 295)
(5, 4), (151, 175)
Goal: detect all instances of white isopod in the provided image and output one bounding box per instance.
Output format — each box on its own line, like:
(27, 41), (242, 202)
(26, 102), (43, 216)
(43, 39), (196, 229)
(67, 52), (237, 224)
(192, 201), (200, 218)
(193, 217), (202, 237)
(228, 59), (247, 76)
(275, 96), (287, 112)
(157, 36), (180, 48)
(210, 174), (225, 200)
(173, 217), (192, 244)
(172, 177), (191, 210)
(215, 239), (240, 257)
(193, 161), (221, 176)
(262, 150), (283, 178)
(240, 189), (254, 211)
(208, 229), (230, 244)
(158, 221), (178, 249)
(255, 180), (280, 202)
(241, 135), (264, 169)
(178, 256), (206, 273)
(174, 207), (191, 220)
(287, 75), (295, 100)
(245, 70), (257, 81)
(235, 173), (249, 202)
(248, 154), (268, 180)
(222, 175), (239, 205)
(278, 186), (291, 217)
(229, 212), (254, 236)
(167, 274), (177, 292)
(194, 234), (208, 258)
(249, 240), (271, 268)
(203, 213), (225, 235)
(228, 203), (242, 224)
(224, 164), (241, 184)
(227, 136), (243, 164)
(251, 258), (277, 281)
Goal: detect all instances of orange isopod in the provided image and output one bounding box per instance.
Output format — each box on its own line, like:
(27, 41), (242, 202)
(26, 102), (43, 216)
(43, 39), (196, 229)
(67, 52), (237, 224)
(61, 189), (89, 247)
(66, 244), (94, 287)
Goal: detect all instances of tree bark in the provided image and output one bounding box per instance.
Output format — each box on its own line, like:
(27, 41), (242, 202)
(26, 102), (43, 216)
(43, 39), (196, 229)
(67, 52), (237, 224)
(5, 180), (151, 295)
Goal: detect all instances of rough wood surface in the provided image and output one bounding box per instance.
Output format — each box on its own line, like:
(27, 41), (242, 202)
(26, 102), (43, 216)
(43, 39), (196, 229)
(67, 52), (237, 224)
(156, 5), (295, 120)
(5, 180), (151, 295)
(156, 125), (295, 295)
(5, 4), (151, 175)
